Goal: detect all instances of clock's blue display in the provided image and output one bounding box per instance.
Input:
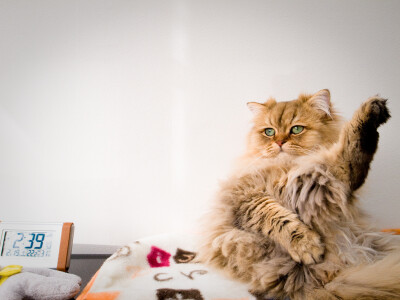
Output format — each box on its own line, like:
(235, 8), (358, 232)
(1, 230), (54, 258)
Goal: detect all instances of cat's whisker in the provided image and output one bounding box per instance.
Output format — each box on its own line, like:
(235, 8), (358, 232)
(236, 152), (267, 177)
(247, 156), (265, 171)
(286, 144), (316, 155)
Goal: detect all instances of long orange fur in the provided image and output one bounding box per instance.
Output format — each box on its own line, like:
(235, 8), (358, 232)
(199, 90), (400, 300)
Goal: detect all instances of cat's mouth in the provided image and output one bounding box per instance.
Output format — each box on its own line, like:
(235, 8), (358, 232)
(274, 146), (299, 159)
(264, 145), (297, 159)
(276, 145), (287, 154)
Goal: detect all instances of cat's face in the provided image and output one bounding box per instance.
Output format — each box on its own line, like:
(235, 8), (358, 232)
(247, 89), (341, 159)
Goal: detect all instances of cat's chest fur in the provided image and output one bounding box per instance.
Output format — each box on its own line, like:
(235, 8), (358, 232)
(232, 158), (297, 207)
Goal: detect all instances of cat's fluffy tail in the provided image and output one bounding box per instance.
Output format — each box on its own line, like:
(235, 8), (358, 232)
(324, 251), (400, 300)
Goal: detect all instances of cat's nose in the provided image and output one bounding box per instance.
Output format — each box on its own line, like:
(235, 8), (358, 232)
(275, 140), (286, 147)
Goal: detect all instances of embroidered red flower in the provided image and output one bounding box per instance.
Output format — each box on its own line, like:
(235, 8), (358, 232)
(147, 246), (171, 268)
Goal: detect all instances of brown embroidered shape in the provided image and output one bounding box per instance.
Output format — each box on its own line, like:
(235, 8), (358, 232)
(154, 272), (173, 282)
(107, 245), (131, 261)
(156, 288), (204, 300)
(173, 248), (197, 264)
(180, 269), (208, 280)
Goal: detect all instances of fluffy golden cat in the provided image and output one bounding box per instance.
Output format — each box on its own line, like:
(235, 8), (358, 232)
(199, 90), (400, 299)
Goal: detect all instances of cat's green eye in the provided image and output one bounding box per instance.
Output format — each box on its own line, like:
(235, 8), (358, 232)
(291, 125), (304, 134)
(265, 128), (275, 136)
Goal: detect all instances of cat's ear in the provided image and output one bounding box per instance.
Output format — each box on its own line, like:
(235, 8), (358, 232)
(307, 89), (331, 116)
(247, 102), (266, 115)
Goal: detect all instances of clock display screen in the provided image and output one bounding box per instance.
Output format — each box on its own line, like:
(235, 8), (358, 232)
(1, 230), (54, 258)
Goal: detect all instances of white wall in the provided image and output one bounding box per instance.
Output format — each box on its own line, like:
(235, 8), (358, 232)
(1, 0), (399, 245)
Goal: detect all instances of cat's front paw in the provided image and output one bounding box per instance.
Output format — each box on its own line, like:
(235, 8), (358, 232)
(359, 97), (391, 128)
(287, 228), (324, 265)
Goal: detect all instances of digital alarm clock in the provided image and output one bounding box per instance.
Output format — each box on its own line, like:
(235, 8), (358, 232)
(0, 222), (74, 271)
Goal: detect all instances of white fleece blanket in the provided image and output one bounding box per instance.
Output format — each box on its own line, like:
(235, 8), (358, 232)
(77, 234), (263, 300)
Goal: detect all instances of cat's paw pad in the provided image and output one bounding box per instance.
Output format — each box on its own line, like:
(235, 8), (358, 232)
(360, 97), (391, 127)
(287, 229), (324, 265)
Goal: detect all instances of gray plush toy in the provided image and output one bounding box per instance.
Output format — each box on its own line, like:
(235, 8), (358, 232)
(0, 266), (81, 300)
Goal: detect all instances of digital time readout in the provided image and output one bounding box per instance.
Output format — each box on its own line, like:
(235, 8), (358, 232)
(1, 230), (54, 258)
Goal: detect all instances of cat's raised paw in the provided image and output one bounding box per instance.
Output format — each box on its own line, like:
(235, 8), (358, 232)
(287, 228), (324, 265)
(359, 97), (391, 128)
